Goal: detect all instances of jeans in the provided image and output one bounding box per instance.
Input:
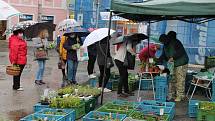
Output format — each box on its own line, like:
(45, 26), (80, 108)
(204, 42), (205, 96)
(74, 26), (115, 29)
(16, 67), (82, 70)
(115, 59), (129, 94)
(35, 60), (46, 80)
(67, 60), (78, 83)
(13, 64), (25, 89)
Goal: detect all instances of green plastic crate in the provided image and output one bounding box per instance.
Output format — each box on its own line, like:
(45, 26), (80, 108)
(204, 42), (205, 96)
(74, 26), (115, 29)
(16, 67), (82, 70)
(197, 101), (215, 121)
(85, 97), (97, 113)
(71, 102), (85, 119)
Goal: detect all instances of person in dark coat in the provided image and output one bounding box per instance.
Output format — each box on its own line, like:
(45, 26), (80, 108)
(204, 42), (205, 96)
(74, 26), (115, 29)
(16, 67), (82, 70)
(63, 33), (82, 84)
(159, 32), (189, 101)
(87, 43), (97, 78)
(96, 37), (112, 92)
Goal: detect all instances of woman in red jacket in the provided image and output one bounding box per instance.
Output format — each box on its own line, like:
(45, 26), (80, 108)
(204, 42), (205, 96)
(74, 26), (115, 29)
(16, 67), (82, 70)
(9, 29), (27, 91)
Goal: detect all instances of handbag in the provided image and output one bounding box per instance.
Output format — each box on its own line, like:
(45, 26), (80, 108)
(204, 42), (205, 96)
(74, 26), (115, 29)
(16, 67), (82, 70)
(58, 59), (65, 69)
(6, 65), (20, 76)
(123, 52), (136, 70)
(34, 39), (48, 60)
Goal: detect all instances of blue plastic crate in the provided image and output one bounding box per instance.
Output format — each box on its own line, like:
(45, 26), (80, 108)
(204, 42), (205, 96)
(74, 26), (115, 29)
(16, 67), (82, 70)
(135, 100), (175, 121)
(33, 103), (49, 112)
(37, 108), (75, 121)
(212, 81), (215, 102)
(188, 100), (199, 118)
(83, 111), (127, 121)
(89, 79), (97, 87)
(105, 81), (112, 90)
(140, 79), (155, 90)
(155, 76), (168, 102)
(20, 113), (64, 121)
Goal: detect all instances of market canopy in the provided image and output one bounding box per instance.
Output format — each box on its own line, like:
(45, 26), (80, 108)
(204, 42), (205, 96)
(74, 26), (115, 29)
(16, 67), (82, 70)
(111, 0), (215, 22)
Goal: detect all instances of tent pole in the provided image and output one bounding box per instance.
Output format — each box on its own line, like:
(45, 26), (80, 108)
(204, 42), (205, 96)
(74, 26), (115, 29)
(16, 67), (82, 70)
(147, 20), (151, 62)
(100, 10), (113, 105)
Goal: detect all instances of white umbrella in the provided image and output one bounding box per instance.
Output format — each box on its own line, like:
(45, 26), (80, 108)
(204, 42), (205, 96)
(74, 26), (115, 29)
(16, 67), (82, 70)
(0, 0), (21, 20)
(83, 28), (116, 47)
(57, 19), (80, 31)
(4, 20), (37, 35)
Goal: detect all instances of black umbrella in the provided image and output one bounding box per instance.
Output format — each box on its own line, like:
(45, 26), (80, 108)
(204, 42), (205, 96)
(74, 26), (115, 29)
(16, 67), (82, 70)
(24, 22), (56, 39)
(112, 33), (148, 45)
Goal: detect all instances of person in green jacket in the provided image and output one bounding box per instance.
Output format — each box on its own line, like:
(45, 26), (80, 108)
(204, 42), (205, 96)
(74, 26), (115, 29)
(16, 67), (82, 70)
(159, 32), (189, 102)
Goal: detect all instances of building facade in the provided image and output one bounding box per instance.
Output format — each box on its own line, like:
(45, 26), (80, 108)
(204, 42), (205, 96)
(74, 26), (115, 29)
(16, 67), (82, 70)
(1, 0), (67, 40)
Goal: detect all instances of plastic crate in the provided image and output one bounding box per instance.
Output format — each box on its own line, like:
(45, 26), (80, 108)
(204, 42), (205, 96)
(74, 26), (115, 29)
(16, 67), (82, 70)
(37, 108), (75, 121)
(85, 97), (97, 113)
(33, 103), (49, 112)
(19, 113), (64, 121)
(125, 111), (169, 121)
(140, 79), (154, 90)
(111, 79), (119, 91)
(83, 111), (126, 121)
(128, 80), (138, 92)
(155, 76), (168, 102)
(212, 80), (215, 102)
(111, 100), (139, 108)
(71, 102), (85, 119)
(135, 100), (175, 121)
(197, 101), (215, 121)
(105, 81), (112, 90)
(188, 100), (199, 118)
(96, 102), (134, 115)
(89, 79), (97, 87)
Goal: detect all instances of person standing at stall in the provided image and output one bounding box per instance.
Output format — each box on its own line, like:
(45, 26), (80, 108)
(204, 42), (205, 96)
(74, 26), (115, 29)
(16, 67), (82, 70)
(9, 29), (27, 91)
(33, 29), (49, 85)
(63, 33), (82, 85)
(159, 32), (189, 101)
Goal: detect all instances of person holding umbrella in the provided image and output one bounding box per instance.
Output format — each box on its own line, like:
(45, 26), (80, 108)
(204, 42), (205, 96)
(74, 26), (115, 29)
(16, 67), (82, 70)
(114, 34), (148, 97)
(33, 29), (49, 85)
(9, 28), (27, 91)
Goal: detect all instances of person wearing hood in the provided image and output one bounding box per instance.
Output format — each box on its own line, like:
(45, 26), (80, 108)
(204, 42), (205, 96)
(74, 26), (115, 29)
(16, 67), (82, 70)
(9, 29), (27, 91)
(159, 32), (189, 101)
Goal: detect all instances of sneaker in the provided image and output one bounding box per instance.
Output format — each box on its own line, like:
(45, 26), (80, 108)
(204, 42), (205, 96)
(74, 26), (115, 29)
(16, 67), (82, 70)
(40, 80), (46, 84)
(103, 88), (111, 93)
(20, 85), (23, 88)
(16, 87), (24, 91)
(89, 74), (96, 79)
(35, 80), (42, 85)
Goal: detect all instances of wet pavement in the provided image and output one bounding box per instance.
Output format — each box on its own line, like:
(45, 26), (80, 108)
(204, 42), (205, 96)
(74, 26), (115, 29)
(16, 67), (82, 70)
(0, 40), (207, 121)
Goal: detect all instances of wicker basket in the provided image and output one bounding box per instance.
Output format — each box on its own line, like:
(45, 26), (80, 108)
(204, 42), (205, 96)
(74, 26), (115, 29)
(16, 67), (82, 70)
(6, 65), (21, 76)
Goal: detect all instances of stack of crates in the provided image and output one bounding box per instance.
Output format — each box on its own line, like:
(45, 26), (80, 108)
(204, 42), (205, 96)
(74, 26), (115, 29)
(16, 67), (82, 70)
(155, 76), (168, 102)
(188, 100), (199, 118)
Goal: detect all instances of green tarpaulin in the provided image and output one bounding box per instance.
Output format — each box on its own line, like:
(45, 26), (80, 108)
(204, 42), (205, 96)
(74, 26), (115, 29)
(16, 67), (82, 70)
(111, 0), (215, 21)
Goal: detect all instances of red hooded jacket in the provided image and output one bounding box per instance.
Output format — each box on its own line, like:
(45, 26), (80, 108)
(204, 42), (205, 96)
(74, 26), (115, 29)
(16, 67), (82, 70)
(9, 35), (27, 65)
(139, 44), (156, 62)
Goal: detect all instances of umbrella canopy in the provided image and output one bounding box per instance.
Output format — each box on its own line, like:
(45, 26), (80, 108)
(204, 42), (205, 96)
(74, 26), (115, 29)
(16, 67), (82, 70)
(82, 28), (116, 47)
(63, 26), (90, 37)
(58, 19), (80, 31)
(0, 0), (21, 20)
(4, 20), (37, 35)
(111, 0), (215, 21)
(112, 33), (148, 45)
(24, 22), (56, 38)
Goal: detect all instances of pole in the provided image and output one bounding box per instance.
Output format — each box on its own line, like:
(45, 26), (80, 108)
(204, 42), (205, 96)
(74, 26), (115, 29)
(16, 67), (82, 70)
(100, 10), (113, 105)
(95, 0), (100, 28)
(37, 0), (42, 22)
(147, 21), (150, 61)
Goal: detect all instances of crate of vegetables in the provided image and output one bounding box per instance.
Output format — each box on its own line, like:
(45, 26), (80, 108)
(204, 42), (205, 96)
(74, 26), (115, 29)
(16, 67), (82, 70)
(135, 100), (175, 121)
(83, 111), (126, 121)
(124, 111), (169, 121)
(197, 101), (215, 121)
(33, 103), (49, 112)
(19, 113), (64, 121)
(49, 96), (85, 119)
(37, 108), (75, 121)
(97, 102), (134, 115)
